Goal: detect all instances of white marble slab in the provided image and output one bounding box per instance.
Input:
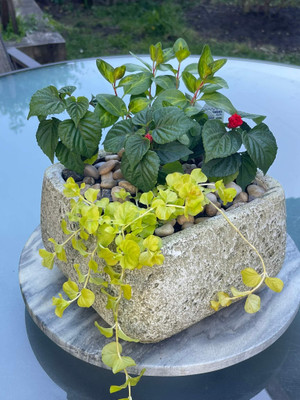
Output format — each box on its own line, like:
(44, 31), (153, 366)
(19, 226), (300, 377)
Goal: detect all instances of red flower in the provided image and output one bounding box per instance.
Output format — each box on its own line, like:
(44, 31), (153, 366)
(145, 133), (153, 142)
(228, 114), (243, 129)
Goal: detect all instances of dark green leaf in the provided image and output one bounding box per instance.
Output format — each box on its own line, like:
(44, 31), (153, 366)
(202, 154), (241, 177)
(198, 45), (213, 79)
(58, 111), (102, 158)
(104, 120), (133, 152)
(236, 152), (257, 190)
(152, 107), (194, 144)
(94, 104), (118, 128)
(201, 92), (237, 115)
(201, 83), (224, 94)
(36, 118), (60, 163)
(202, 119), (242, 162)
(96, 59), (114, 84)
(156, 63), (176, 73)
(156, 141), (193, 164)
(154, 75), (177, 90)
(66, 96), (89, 127)
(152, 89), (188, 109)
(241, 123), (277, 174)
(124, 134), (150, 168)
(118, 72), (152, 95)
(162, 47), (175, 62)
(121, 151), (160, 192)
(96, 94), (127, 117)
(28, 86), (66, 118)
(55, 142), (85, 173)
(58, 86), (76, 96)
(238, 111), (266, 124)
(132, 108), (153, 126)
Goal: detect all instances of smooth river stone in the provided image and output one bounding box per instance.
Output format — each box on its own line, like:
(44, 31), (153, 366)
(19, 227), (300, 376)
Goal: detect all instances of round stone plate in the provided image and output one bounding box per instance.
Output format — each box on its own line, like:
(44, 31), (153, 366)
(19, 226), (300, 377)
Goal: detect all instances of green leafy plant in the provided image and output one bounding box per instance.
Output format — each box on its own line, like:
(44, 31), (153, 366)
(29, 39), (283, 399)
(39, 169), (283, 399)
(28, 38), (277, 192)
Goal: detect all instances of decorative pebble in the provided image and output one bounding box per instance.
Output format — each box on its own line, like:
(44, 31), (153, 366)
(98, 160), (119, 175)
(84, 165), (99, 179)
(111, 186), (129, 203)
(100, 181), (117, 189)
(118, 149), (125, 159)
(155, 224), (174, 237)
(113, 169), (124, 180)
(182, 222), (194, 230)
(205, 202), (221, 217)
(105, 154), (120, 161)
(234, 191), (248, 204)
(101, 189), (112, 202)
(118, 180), (137, 195)
(225, 182), (242, 196)
(205, 192), (218, 204)
(247, 184), (266, 199)
(93, 161), (105, 169)
(62, 169), (83, 182)
(195, 217), (210, 224)
(91, 183), (101, 190)
(83, 176), (95, 185)
(177, 215), (194, 225)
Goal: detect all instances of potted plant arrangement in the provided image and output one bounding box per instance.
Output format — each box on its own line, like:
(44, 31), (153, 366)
(28, 39), (286, 399)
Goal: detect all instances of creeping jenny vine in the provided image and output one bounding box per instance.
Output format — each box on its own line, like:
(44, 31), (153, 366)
(40, 169), (283, 400)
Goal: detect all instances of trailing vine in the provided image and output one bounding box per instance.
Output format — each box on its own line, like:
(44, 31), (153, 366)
(39, 168), (283, 399)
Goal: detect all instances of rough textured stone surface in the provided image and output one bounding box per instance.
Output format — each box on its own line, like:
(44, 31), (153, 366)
(41, 164), (286, 343)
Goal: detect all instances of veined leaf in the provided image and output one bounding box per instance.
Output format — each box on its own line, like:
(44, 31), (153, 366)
(202, 119), (242, 162)
(58, 85), (76, 96)
(128, 97), (150, 114)
(58, 111), (102, 158)
(241, 268), (262, 287)
(28, 85), (66, 118)
(152, 89), (188, 109)
(154, 75), (177, 90)
(152, 107), (194, 144)
(96, 94), (127, 117)
(198, 45), (213, 79)
(182, 71), (197, 93)
(245, 294), (261, 313)
(241, 123), (277, 174)
(202, 153), (241, 178)
(103, 119), (133, 152)
(265, 277), (284, 293)
(94, 104), (118, 129)
(77, 288), (95, 308)
(121, 151), (160, 192)
(156, 141), (192, 164)
(55, 142), (85, 174)
(96, 59), (114, 83)
(95, 321), (114, 338)
(36, 118), (60, 163)
(119, 72), (152, 95)
(236, 152), (257, 190)
(66, 96), (89, 127)
(124, 134), (150, 168)
(201, 92), (236, 115)
(63, 279), (79, 300)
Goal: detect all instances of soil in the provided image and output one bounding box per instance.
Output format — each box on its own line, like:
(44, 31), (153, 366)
(185, 4), (300, 54)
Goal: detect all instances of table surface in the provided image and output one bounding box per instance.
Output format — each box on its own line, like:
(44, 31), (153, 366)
(0, 56), (300, 400)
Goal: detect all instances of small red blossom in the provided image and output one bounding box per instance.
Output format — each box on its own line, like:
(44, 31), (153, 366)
(145, 133), (153, 142)
(228, 114), (243, 129)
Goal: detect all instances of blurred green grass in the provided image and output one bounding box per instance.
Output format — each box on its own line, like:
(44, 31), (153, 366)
(43, 0), (300, 64)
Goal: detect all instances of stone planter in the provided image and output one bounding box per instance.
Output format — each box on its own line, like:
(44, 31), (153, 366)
(41, 163), (286, 343)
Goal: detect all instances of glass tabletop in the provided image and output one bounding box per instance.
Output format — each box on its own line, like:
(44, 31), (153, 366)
(0, 56), (299, 400)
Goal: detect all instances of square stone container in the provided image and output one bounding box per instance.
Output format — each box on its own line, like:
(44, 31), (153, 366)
(41, 163), (286, 343)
